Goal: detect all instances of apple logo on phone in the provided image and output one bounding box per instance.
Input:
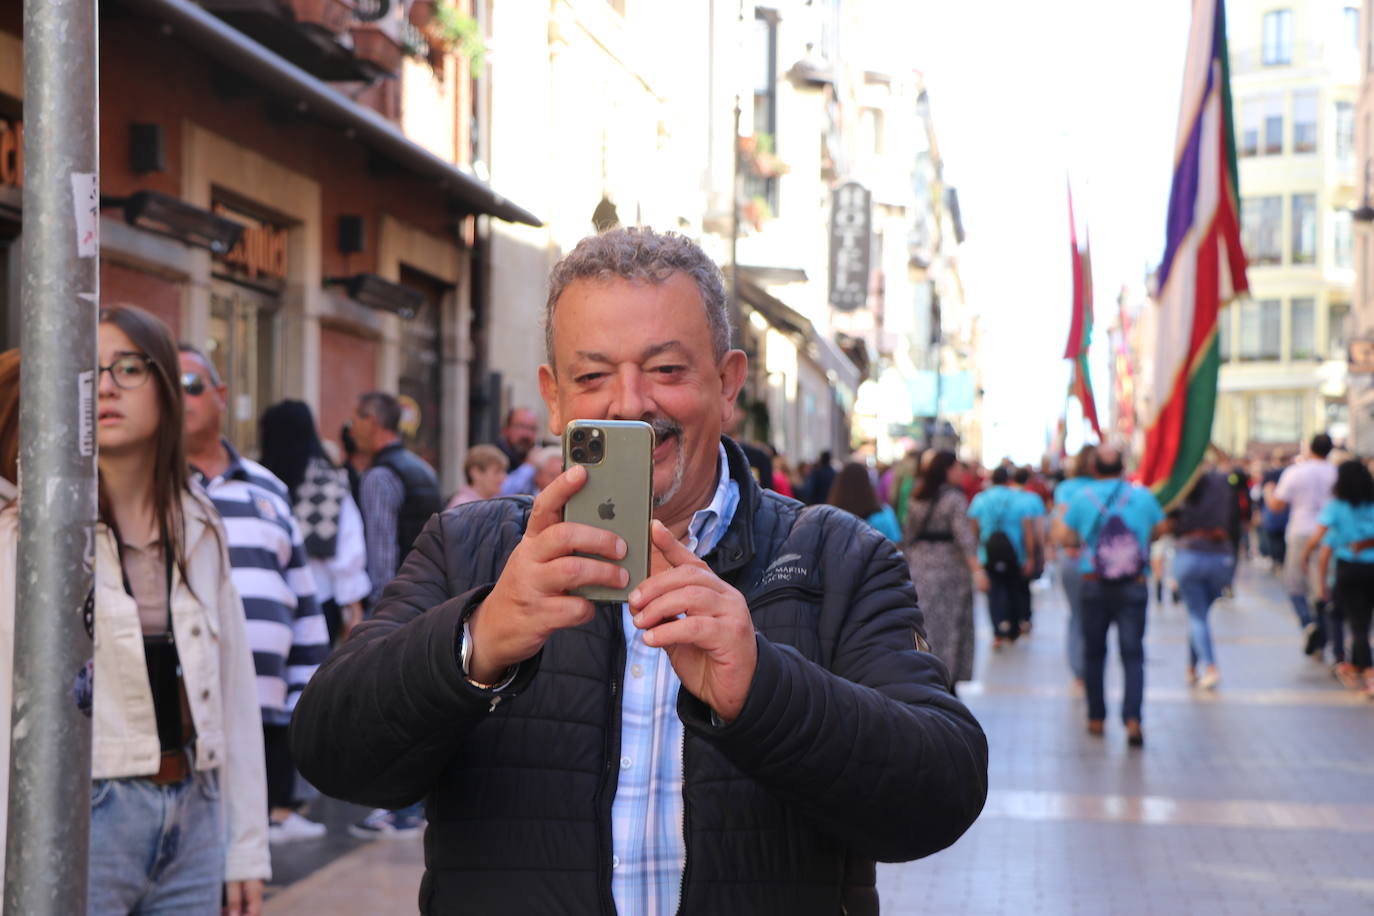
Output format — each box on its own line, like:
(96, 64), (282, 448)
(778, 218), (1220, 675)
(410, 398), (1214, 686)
(598, 499), (616, 520)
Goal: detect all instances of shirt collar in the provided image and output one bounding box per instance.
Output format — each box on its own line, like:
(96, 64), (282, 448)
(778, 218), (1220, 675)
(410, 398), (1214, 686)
(193, 437), (250, 487)
(685, 443), (738, 558)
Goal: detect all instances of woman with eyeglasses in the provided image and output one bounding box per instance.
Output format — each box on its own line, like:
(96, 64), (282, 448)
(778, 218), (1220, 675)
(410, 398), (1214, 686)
(0, 306), (270, 914)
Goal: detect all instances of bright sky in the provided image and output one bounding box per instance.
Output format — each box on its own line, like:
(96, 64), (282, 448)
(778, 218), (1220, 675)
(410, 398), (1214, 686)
(870, 0), (1196, 464)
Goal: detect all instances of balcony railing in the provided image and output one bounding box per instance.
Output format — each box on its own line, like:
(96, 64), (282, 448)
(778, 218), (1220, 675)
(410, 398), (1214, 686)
(1230, 41), (1360, 76)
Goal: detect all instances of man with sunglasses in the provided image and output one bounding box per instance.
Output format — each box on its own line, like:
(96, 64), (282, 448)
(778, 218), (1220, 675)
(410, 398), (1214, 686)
(178, 345), (330, 844)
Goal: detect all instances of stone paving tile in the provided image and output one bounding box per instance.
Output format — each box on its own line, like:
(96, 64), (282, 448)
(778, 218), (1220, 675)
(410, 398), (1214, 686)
(876, 560), (1374, 914)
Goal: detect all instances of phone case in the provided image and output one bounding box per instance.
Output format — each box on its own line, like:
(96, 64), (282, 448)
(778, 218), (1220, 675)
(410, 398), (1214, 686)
(562, 420), (653, 602)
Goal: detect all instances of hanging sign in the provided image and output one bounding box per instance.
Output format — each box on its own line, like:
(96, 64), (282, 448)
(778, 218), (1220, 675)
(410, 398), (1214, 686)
(828, 181), (872, 311)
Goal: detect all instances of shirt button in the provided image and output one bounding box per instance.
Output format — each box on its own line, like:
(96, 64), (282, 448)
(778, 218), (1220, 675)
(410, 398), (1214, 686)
(612, 856), (620, 869)
(630, 664), (644, 679)
(201, 689), (210, 701)
(190, 626), (201, 637)
(620, 756), (632, 769)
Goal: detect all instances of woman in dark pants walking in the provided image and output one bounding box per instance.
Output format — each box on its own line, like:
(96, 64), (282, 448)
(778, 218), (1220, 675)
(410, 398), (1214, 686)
(1303, 459), (1374, 697)
(1171, 470), (1237, 690)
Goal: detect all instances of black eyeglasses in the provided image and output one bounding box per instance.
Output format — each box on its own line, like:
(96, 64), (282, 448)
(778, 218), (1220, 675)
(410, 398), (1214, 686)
(180, 372), (207, 397)
(97, 354), (154, 390)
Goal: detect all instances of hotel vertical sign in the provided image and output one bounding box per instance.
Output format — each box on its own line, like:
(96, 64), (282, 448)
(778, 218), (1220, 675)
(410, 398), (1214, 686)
(828, 181), (872, 311)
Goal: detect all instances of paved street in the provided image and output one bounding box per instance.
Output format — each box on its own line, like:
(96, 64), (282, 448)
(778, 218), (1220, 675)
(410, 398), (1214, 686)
(266, 559), (1374, 914)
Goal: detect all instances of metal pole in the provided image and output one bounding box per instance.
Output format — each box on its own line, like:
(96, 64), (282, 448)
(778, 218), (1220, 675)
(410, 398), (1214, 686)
(6, 0), (99, 911)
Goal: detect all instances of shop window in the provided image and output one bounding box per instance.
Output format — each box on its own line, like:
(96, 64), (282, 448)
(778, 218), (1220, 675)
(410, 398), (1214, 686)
(1328, 302), (1350, 357)
(1242, 195), (1283, 265)
(208, 285), (280, 458)
(397, 265), (450, 472)
(1334, 209), (1353, 268)
(1262, 94), (1284, 154)
(1238, 98), (1260, 157)
(1239, 299), (1281, 360)
(1263, 9), (1293, 65)
(1291, 193), (1317, 265)
(1249, 392), (1303, 443)
(743, 8), (780, 217)
(1335, 101), (1355, 159)
(1292, 90), (1317, 153)
(1290, 297), (1315, 360)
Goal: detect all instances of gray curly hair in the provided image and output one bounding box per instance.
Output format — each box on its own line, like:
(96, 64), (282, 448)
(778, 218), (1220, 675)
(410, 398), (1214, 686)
(544, 227), (731, 372)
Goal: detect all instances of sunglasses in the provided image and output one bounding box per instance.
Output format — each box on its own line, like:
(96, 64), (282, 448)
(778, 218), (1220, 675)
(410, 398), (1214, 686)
(180, 372), (208, 397)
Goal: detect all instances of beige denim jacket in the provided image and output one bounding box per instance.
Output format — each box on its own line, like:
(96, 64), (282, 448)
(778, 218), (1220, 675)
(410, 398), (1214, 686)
(0, 488), (270, 884)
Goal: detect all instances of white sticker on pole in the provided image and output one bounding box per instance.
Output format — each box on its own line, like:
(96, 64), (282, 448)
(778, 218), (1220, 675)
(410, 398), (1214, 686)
(71, 172), (99, 257)
(78, 369), (94, 457)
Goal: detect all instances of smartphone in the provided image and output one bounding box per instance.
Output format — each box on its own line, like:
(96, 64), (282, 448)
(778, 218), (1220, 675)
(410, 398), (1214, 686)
(562, 419), (653, 602)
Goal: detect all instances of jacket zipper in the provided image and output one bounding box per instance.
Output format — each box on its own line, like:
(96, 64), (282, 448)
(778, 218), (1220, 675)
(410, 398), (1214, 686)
(599, 607), (625, 916)
(675, 726), (691, 915)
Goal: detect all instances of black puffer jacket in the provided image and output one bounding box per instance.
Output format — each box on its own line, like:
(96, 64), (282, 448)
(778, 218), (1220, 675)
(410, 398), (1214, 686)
(292, 440), (987, 915)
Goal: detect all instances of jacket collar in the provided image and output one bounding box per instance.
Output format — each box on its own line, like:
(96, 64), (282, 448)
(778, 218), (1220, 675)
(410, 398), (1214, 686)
(707, 436), (761, 577)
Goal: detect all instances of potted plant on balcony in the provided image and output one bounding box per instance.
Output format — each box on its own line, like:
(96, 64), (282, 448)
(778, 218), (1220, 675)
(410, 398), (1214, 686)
(739, 132), (789, 178)
(415, 1), (487, 78)
(287, 0), (353, 34)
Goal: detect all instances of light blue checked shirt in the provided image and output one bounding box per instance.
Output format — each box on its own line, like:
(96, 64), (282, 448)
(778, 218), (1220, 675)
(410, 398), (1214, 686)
(612, 444), (739, 916)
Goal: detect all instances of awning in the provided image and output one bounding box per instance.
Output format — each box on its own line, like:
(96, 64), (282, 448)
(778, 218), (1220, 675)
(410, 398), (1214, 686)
(116, 0), (542, 227)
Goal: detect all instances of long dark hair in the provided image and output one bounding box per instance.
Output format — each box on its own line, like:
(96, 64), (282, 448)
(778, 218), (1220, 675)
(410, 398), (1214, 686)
(827, 462), (882, 518)
(913, 450), (956, 503)
(1334, 458), (1374, 506)
(98, 305), (190, 582)
(259, 399), (328, 503)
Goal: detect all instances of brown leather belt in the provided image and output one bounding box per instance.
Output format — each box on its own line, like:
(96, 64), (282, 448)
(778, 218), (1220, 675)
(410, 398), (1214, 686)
(150, 748), (191, 786)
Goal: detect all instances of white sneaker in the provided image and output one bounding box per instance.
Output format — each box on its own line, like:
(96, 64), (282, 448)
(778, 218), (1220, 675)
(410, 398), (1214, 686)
(269, 811), (328, 844)
(348, 807), (425, 839)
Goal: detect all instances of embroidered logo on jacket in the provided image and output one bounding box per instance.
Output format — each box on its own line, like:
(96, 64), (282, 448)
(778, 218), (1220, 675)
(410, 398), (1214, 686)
(759, 552), (809, 588)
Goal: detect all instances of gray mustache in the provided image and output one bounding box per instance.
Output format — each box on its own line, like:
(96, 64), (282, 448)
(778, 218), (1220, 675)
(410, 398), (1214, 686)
(648, 418), (681, 445)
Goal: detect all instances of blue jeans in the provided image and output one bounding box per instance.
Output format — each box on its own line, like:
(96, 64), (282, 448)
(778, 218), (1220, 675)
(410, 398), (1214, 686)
(1174, 549), (1233, 669)
(88, 769), (225, 915)
(988, 573), (1029, 640)
(1057, 555), (1085, 679)
(1080, 578), (1149, 724)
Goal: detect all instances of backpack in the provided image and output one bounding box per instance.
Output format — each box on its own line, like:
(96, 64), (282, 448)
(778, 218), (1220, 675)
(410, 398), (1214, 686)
(983, 495), (1020, 581)
(1089, 483), (1145, 582)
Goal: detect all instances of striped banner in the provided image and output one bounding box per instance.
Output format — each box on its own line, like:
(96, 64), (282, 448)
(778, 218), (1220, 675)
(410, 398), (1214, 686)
(1138, 0), (1249, 509)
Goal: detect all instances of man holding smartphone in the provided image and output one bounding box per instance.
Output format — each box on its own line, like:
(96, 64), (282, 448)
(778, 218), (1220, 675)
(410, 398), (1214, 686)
(292, 227), (988, 915)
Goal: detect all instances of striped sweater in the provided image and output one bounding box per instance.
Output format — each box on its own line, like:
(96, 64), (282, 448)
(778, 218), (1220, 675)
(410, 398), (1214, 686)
(195, 441), (327, 726)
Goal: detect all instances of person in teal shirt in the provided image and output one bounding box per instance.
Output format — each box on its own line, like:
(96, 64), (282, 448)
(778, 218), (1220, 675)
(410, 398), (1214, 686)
(968, 467), (1037, 647)
(1054, 447), (1165, 747)
(1302, 459), (1374, 695)
(1052, 445), (1097, 689)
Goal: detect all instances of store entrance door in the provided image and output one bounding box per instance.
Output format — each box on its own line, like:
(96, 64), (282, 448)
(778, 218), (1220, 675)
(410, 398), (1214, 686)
(208, 283), (280, 457)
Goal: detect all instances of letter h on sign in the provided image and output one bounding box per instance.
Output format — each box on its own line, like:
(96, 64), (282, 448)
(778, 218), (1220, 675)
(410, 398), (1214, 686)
(828, 182), (872, 311)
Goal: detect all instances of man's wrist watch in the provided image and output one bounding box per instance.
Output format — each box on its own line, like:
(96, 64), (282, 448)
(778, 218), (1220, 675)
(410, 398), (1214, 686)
(459, 616), (517, 691)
